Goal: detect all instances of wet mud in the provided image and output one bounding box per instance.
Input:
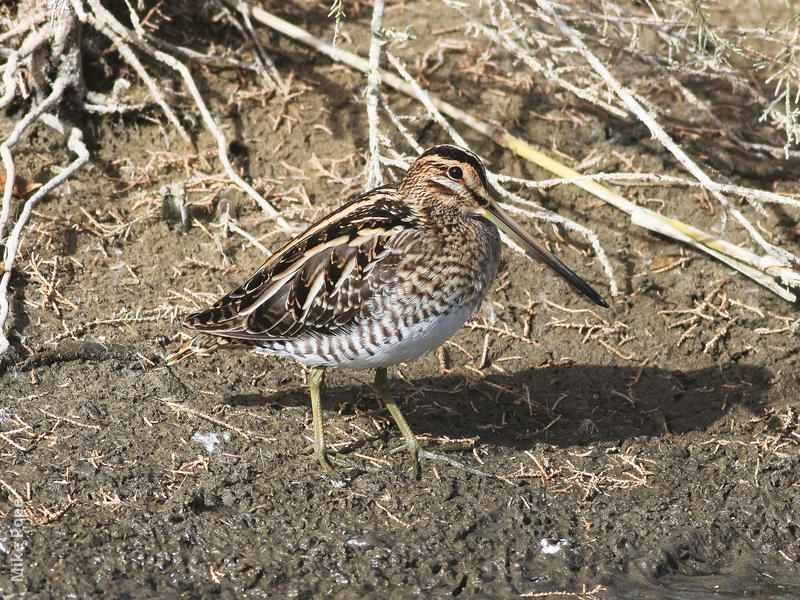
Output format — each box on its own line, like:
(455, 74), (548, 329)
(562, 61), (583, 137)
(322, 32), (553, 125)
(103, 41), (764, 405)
(1, 2), (799, 598)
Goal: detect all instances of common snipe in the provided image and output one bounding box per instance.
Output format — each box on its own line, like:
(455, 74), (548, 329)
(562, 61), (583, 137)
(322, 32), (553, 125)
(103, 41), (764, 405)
(168, 145), (607, 474)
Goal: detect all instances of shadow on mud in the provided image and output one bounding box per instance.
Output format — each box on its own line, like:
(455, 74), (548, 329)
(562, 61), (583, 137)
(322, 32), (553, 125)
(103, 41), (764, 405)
(226, 362), (771, 449)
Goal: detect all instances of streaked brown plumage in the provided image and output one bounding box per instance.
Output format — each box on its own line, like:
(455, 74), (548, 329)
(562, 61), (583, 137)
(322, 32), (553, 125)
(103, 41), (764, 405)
(168, 144), (606, 474)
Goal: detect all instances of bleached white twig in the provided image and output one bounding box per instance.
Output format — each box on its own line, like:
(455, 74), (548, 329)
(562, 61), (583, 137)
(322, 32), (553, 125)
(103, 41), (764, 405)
(384, 51), (617, 293)
(0, 114), (89, 353)
(535, 0), (800, 284)
(0, 52), (21, 110)
(379, 95), (423, 154)
(0, 72), (71, 239)
(86, 18), (191, 144)
(365, 0), (386, 189)
(495, 186), (618, 296)
(83, 100), (148, 114)
(378, 154), (412, 172)
(465, 0), (628, 119)
(385, 51), (470, 149)
(495, 172), (800, 209)
(0, 12), (47, 44)
(84, 0), (288, 228)
(232, 1), (798, 302)
(0, 24), (53, 110)
(151, 46), (288, 228)
(228, 219), (271, 256)
(234, 0), (287, 94)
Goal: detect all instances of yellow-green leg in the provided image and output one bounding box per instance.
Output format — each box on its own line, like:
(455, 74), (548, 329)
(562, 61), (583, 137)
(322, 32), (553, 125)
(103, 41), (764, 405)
(374, 367), (421, 461)
(309, 365), (335, 474)
(374, 367), (494, 478)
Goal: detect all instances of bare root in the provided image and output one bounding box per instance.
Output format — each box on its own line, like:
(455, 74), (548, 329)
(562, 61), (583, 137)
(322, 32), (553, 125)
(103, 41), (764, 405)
(0, 0), (291, 355)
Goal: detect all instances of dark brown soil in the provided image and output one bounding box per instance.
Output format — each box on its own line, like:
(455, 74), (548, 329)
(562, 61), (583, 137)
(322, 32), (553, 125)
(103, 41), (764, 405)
(2, 2), (799, 598)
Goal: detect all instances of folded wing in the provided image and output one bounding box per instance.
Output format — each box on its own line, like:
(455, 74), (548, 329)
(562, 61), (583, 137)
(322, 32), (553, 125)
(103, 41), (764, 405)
(185, 188), (422, 342)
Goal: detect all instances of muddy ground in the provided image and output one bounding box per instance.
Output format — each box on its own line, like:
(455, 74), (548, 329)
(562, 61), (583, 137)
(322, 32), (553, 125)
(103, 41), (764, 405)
(2, 1), (800, 598)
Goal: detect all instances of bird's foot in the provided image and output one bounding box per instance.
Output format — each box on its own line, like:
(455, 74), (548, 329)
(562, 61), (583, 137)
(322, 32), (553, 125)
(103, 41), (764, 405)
(390, 440), (494, 478)
(417, 448), (495, 478)
(304, 441), (355, 483)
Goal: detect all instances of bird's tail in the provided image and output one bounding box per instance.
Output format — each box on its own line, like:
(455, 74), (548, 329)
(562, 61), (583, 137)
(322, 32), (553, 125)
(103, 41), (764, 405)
(166, 334), (237, 364)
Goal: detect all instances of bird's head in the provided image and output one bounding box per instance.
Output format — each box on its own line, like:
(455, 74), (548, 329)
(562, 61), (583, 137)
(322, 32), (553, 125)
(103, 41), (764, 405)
(401, 144), (607, 307)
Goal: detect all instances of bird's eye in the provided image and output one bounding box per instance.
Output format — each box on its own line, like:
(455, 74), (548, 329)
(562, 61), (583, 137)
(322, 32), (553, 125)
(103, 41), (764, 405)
(447, 165), (463, 180)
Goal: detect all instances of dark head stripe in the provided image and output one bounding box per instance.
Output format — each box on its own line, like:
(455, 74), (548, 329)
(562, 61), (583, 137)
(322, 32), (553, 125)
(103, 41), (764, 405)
(419, 145), (488, 188)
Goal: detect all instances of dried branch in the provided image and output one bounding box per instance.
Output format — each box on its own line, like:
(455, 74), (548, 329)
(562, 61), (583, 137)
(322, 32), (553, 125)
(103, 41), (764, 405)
(0, 114), (89, 353)
(534, 0), (800, 282)
(231, 1), (800, 302)
(365, 0), (386, 188)
(83, 0), (288, 227)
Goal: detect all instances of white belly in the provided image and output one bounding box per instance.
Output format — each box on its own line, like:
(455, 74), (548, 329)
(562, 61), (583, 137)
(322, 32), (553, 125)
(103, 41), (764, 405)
(266, 305), (474, 370)
(343, 305), (473, 369)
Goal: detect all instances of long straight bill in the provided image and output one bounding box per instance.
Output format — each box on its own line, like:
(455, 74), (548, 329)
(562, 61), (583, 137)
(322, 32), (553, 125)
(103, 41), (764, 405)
(484, 203), (608, 307)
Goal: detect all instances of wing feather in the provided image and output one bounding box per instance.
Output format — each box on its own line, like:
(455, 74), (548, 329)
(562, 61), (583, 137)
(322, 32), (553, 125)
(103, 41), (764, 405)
(184, 186), (423, 342)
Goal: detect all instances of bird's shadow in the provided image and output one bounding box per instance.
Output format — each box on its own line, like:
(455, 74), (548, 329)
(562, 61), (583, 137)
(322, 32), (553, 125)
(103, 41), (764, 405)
(225, 362), (772, 449)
